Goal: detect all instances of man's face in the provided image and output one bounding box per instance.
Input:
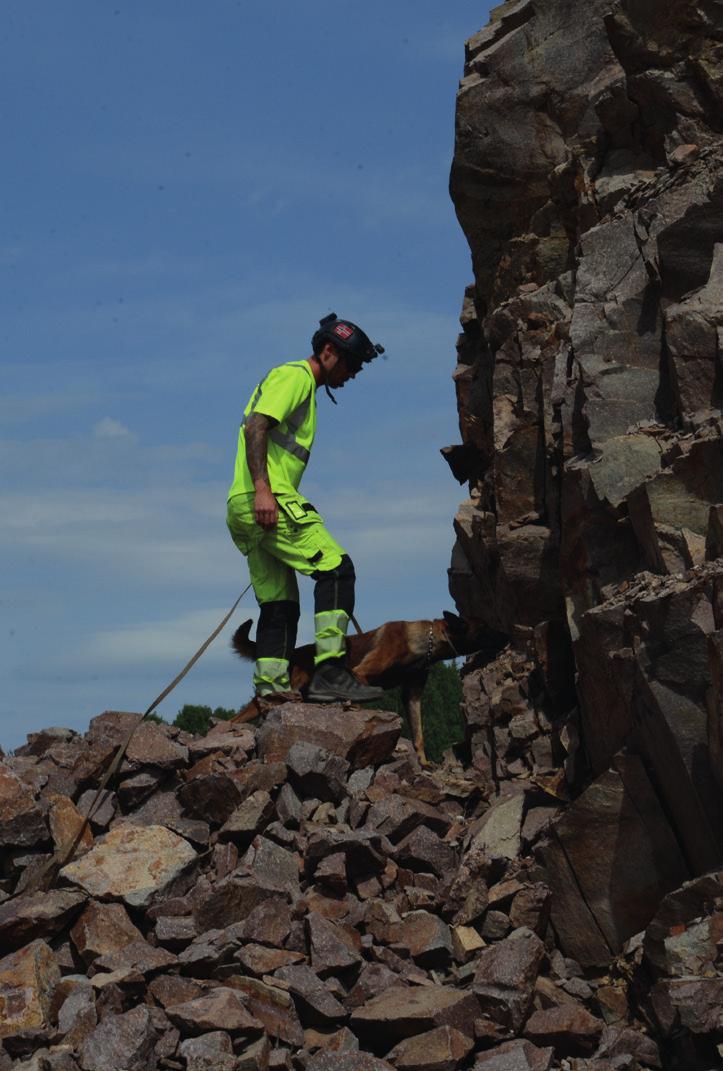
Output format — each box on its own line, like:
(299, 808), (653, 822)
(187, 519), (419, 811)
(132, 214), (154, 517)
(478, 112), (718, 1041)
(326, 348), (359, 388)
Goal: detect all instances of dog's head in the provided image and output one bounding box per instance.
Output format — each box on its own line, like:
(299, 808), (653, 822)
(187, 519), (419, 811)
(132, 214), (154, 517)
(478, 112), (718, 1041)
(442, 610), (507, 657)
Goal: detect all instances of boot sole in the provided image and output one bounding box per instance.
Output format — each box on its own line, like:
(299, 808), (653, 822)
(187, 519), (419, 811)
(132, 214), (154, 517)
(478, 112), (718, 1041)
(307, 688), (384, 704)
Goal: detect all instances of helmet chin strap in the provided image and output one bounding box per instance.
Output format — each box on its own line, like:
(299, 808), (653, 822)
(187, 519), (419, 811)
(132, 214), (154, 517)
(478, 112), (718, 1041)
(320, 360), (338, 405)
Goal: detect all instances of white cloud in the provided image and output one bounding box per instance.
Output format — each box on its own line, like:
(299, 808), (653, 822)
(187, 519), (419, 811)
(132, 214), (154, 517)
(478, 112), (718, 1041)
(93, 416), (136, 440)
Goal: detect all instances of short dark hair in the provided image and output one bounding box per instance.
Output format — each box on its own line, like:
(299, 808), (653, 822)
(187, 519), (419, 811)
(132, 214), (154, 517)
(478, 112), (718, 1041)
(312, 337), (340, 358)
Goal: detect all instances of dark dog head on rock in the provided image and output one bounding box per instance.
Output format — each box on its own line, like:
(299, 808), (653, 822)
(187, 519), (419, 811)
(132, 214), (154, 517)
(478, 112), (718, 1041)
(442, 610), (508, 658)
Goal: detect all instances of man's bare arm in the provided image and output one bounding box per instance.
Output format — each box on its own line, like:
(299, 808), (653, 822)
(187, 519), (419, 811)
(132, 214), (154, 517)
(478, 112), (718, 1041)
(245, 413), (279, 529)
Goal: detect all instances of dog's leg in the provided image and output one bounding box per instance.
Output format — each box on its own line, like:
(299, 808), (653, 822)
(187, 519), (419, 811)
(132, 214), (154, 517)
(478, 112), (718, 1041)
(402, 670), (429, 767)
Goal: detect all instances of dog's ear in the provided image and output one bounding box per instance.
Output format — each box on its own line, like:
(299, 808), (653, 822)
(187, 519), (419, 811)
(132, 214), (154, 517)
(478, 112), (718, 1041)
(443, 610), (465, 633)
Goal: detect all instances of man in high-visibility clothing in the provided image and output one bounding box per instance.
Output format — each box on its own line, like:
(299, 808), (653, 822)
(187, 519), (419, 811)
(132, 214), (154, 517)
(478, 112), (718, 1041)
(227, 313), (385, 704)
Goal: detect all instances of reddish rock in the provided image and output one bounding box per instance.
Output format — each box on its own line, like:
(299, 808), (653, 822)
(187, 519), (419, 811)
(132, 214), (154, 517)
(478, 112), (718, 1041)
(472, 928), (546, 1031)
(240, 836), (300, 896)
(274, 964), (347, 1027)
(124, 721), (189, 770)
(388, 1024), (474, 1070)
(351, 984), (481, 1049)
(235, 943), (305, 976)
(78, 1004), (158, 1070)
(148, 974), (204, 1008)
(0, 889), (86, 951)
(395, 825), (457, 878)
(524, 1004), (605, 1055)
(48, 794), (93, 855)
(395, 910), (453, 969)
(257, 703), (401, 770)
(70, 901), (144, 964)
(308, 912), (363, 977)
(60, 823), (197, 908)
(218, 790), (275, 845)
(473, 1038), (554, 1070)
(226, 976), (305, 1046)
(93, 938), (177, 976)
(306, 1054), (395, 1071)
(166, 987), (263, 1035)
(0, 762), (48, 847)
(0, 939), (60, 1039)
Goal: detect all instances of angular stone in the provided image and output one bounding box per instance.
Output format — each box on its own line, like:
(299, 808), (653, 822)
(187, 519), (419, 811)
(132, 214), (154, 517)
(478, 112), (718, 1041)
(305, 828), (389, 879)
(60, 824), (197, 908)
(148, 974), (204, 1009)
(509, 884), (552, 935)
(240, 836), (300, 896)
(193, 875), (285, 933)
(70, 901), (144, 964)
(351, 984), (481, 1048)
(78, 1005), (158, 1070)
(345, 963), (401, 1010)
(473, 1038), (554, 1070)
(0, 763), (48, 848)
(595, 1025), (661, 1069)
(235, 943), (304, 976)
(117, 770), (162, 809)
(472, 928), (546, 1031)
(124, 721), (189, 770)
(307, 1055), (395, 1071)
(541, 757), (689, 967)
(468, 793), (525, 861)
(0, 939), (60, 1039)
(257, 703), (402, 770)
(395, 911), (454, 970)
(226, 976), (305, 1046)
(76, 789), (117, 830)
(179, 1030), (233, 1058)
(388, 1025), (475, 1071)
(643, 870), (723, 976)
(48, 795), (93, 855)
(154, 914), (197, 949)
(524, 1004), (604, 1055)
(306, 1055), (395, 1071)
(395, 825), (457, 878)
(218, 790), (275, 846)
(307, 912), (363, 977)
(647, 976), (723, 1037)
(166, 987), (262, 1035)
(273, 964), (346, 1027)
(93, 938), (177, 976)
(365, 794), (452, 845)
(315, 851), (348, 895)
(0, 889), (86, 951)
(57, 981), (97, 1048)
(286, 741), (350, 802)
(239, 897), (293, 946)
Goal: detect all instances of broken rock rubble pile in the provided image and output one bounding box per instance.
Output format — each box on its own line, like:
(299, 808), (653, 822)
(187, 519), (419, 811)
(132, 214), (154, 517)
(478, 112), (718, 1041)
(1, 705), (716, 1070)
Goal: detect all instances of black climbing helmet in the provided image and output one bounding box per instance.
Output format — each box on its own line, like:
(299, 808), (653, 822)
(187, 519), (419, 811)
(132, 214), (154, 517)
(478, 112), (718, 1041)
(311, 313), (385, 373)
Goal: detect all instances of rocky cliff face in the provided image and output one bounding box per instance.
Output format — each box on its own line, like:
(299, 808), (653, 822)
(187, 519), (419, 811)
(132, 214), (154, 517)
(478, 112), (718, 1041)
(445, 0), (723, 1060)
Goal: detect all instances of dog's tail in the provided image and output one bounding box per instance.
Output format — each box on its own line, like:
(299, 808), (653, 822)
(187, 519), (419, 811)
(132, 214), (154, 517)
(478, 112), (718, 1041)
(231, 619), (256, 662)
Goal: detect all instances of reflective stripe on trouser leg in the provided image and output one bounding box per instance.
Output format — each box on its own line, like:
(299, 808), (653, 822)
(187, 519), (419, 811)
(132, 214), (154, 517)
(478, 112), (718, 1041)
(254, 657), (291, 696)
(314, 610), (349, 666)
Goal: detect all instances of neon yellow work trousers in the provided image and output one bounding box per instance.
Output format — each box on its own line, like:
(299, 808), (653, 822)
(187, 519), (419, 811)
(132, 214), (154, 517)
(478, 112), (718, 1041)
(226, 491), (351, 693)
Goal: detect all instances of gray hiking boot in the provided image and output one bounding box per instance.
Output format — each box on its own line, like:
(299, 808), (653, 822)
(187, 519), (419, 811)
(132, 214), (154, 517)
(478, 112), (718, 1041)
(307, 659), (384, 704)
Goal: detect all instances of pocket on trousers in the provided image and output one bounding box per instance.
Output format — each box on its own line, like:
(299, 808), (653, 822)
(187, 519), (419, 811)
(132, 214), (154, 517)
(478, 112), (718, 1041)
(276, 493), (323, 526)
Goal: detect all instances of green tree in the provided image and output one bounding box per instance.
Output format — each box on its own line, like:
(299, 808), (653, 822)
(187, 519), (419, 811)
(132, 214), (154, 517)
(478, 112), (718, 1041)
(365, 661), (464, 763)
(173, 703), (237, 735)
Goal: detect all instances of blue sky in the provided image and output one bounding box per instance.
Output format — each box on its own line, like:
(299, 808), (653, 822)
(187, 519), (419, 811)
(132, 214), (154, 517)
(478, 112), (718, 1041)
(1, 1), (492, 749)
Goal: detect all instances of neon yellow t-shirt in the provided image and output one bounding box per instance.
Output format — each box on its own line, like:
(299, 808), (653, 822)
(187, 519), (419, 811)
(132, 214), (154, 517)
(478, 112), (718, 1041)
(227, 360), (317, 498)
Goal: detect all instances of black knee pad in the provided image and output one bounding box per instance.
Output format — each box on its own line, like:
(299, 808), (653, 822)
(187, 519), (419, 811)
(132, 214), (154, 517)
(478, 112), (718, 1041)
(313, 554), (356, 616)
(256, 600), (300, 660)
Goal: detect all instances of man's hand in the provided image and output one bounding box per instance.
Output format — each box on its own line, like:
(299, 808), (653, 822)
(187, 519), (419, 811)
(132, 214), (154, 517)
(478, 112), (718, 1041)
(254, 485), (278, 529)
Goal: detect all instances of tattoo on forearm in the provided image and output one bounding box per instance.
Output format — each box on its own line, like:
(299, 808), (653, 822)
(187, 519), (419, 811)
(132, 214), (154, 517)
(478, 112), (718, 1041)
(245, 414), (272, 485)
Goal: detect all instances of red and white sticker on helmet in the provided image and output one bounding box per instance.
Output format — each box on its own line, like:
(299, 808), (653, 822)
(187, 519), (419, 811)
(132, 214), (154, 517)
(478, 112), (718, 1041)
(333, 323), (353, 340)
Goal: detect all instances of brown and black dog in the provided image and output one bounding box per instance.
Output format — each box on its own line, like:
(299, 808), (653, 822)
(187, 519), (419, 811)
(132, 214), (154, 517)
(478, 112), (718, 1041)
(230, 611), (506, 765)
